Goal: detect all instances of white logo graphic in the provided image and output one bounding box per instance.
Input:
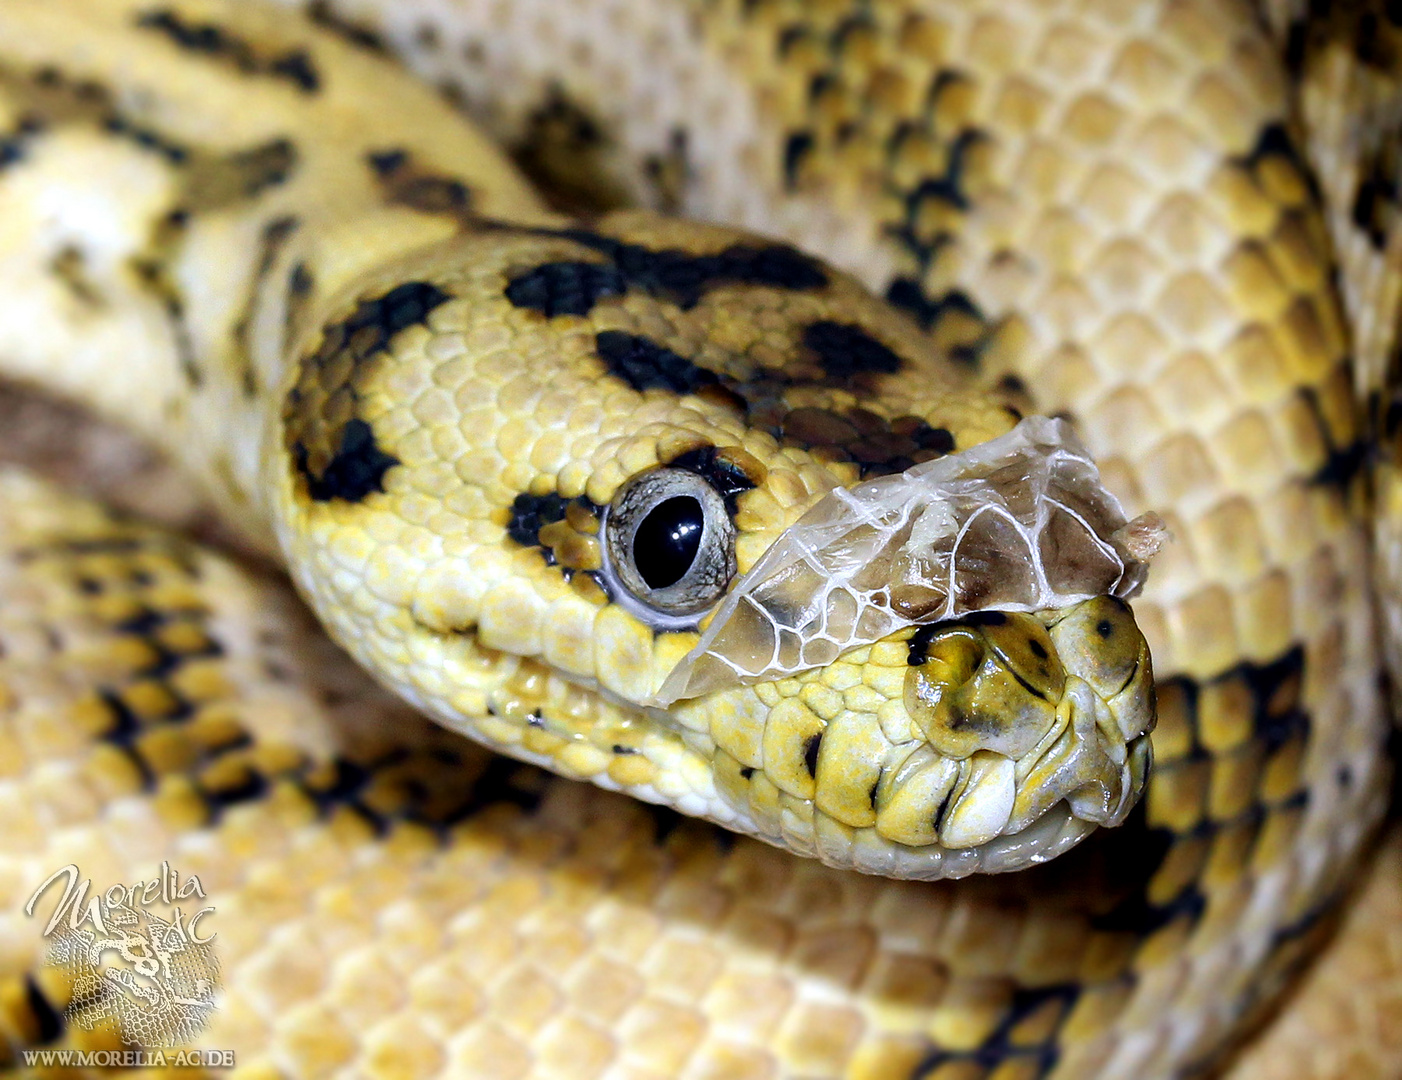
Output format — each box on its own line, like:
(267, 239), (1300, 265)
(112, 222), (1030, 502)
(26, 862), (220, 1048)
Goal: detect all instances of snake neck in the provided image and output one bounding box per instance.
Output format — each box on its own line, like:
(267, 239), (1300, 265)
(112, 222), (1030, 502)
(0, 0), (556, 547)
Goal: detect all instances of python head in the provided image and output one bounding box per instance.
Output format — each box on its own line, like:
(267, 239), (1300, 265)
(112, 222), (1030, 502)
(274, 213), (1162, 881)
(624, 415), (1161, 880)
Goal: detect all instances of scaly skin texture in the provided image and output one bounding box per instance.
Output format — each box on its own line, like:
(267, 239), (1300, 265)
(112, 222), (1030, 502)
(0, 0), (1158, 876)
(0, 1), (1391, 1079)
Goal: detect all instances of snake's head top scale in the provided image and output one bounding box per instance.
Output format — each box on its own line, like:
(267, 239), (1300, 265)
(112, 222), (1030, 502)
(276, 213), (1164, 881)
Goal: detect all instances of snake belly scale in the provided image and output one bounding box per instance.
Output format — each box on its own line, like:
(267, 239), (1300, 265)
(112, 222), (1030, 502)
(0, 0), (1393, 1077)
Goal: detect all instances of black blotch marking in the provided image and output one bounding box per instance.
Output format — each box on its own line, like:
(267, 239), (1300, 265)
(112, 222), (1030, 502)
(1351, 145), (1395, 251)
(913, 983), (1080, 1077)
(884, 115), (985, 286)
(739, 766), (756, 780)
(595, 331), (720, 395)
(135, 9), (322, 93)
(611, 744), (638, 755)
(307, 0), (388, 52)
(885, 278), (987, 341)
(1096, 618), (1114, 639)
(0, 115), (43, 171)
(907, 623), (941, 667)
(297, 759), (383, 834)
(666, 445), (758, 512)
(1300, 386), (1369, 490)
(24, 977), (64, 1046)
(523, 86), (604, 145)
(802, 732), (823, 778)
(1242, 645), (1308, 753)
(199, 766), (269, 815)
(1028, 638), (1048, 660)
(296, 417), (400, 503)
(289, 263), (313, 298)
(1241, 123), (1322, 206)
(332, 280), (451, 363)
(102, 114), (188, 164)
(506, 227), (828, 317)
(907, 611), (1010, 666)
(368, 148), (408, 177)
(916, 424), (956, 453)
(1100, 875), (1208, 938)
(504, 492), (603, 567)
(783, 130), (814, 188)
(505, 261), (626, 318)
(507, 491), (570, 549)
(800, 320), (904, 380)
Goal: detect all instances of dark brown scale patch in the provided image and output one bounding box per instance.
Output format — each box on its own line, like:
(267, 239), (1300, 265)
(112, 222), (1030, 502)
(185, 138), (298, 206)
(505, 227), (828, 317)
(134, 9), (321, 93)
(800, 320), (904, 379)
(778, 408), (955, 477)
(512, 85), (632, 213)
(802, 732), (822, 778)
(595, 331), (720, 395)
(366, 147), (476, 227)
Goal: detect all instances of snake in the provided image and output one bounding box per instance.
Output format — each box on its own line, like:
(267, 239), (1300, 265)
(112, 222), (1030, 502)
(0, 0), (1396, 1075)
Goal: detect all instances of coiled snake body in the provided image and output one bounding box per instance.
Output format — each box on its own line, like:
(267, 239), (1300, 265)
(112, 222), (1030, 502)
(0, 0), (1396, 1076)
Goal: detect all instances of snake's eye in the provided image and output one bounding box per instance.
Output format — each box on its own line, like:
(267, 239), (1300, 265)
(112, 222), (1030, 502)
(603, 467), (736, 623)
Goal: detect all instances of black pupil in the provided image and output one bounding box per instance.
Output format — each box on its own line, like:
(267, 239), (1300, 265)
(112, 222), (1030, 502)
(633, 496), (705, 590)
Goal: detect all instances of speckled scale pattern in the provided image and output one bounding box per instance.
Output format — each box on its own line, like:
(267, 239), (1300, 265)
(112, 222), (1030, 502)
(0, 473), (1189, 1078)
(0, 0), (1394, 1077)
(288, 0), (1392, 1073)
(272, 211), (1100, 871)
